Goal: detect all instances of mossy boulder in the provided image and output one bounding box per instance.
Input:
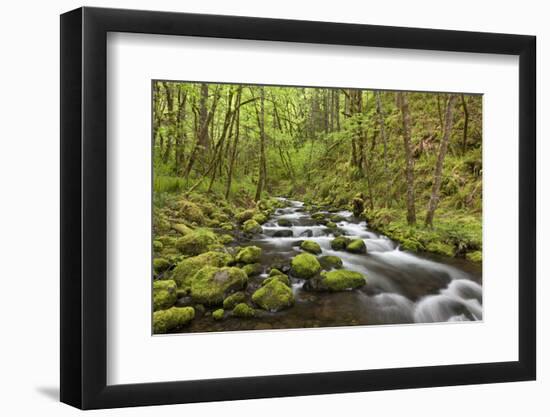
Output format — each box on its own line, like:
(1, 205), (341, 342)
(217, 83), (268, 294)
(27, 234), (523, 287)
(351, 194), (365, 217)
(220, 222), (234, 231)
(232, 303), (256, 318)
(156, 235), (176, 248)
(223, 291), (247, 309)
(346, 239), (367, 254)
(153, 240), (164, 252)
(177, 200), (205, 224)
(212, 308), (225, 320)
(466, 250), (482, 262)
(175, 229), (219, 256)
(311, 212), (326, 222)
(326, 221), (337, 228)
(242, 263), (263, 277)
(329, 214), (345, 223)
(172, 251), (233, 290)
(262, 274), (290, 287)
(235, 246), (262, 264)
(290, 253), (321, 279)
(236, 209), (256, 223)
(252, 212), (268, 225)
(319, 255), (343, 270)
(153, 279), (178, 311)
(330, 236), (351, 251)
(242, 219), (262, 234)
(268, 268), (285, 277)
(153, 306), (195, 333)
(219, 234), (234, 244)
(153, 258), (171, 274)
(321, 270), (366, 291)
(300, 240), (322, 255)
(277, 218), (292, 227)
(252, 279), (294, 312)
(190, 266), (248, 305)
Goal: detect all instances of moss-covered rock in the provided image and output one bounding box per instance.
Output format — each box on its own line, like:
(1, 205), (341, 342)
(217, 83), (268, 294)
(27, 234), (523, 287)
(153, 306), (195, 333)
(235, 246), (262, 264)
(290, 253), (321, 279)
(329, 214), (345, 223)
(153, 279), (177, 311)
(175, 229), (219, 256)
(351, 194), (365, 217)
(242, 263), (263, 277)
(232, 303), (256, 318)
(223, 291), (247, 309)
(326, 221), (337, 228)
(236, 209), (256, 223)
(311, 212), (326, 222)
(262, 274), (290, 287)
(212, 308), (225, 320)
(268, 268), (285, 277)
(321, 270), (366, 291)
(252, 212), (268, 225)
(346, 239), (367, 254)
(319, 255), (343, 270)
(277, 218), (292, 227)
(220, 222), (234, 231)
(153, 258), (171, 274)
(300, 240), (322, 255)
(466, 250), (482, 262)
(252, 279), (294, 312)
(153, 240), (164, 252)
(330, 236), (351, 251)
(190, 266), (248, 305)
(172, 223), (193, 236)
(172, 251), (233, 290)
(242, 219), (262, 234)
(153, 209), (171, 234)
(219, 234), (234, 244)
(177, 200), (205, 224)
(156, 235), (177, 248)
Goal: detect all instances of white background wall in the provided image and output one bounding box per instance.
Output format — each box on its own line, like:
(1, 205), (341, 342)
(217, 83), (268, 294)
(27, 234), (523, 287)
(0, 0), (545, 415)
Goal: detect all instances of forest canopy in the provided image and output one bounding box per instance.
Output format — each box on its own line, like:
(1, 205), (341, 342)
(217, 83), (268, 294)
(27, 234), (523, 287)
(153, 81), (482, 260)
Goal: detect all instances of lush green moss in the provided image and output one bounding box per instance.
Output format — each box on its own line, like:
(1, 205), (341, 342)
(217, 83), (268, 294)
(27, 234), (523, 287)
(290, 253), (321, 279)
(236, 209), (256, 223)
(330, 236), (351, 251)
(311, 212), (326, 222)
(466, 250), (482, 262)
(268, 268), (285, 277)
(346, 239), (367, 254)
(242, 219), (262, 234)
(329, 214), (345, 223)
(177, 200), (205, 224)
(325, 221), (337, 228)
(425, 241), (455, 257)
(220, 222), (234, 231)
(156, 235), (177, 248)
(252, 212), (268, 224)
(351, 194), (365, 217)
(319, 255), (343, 270)
(321, 270), (366, 291)
(190, 266), (248, 305)
(153, 258), (171, 274)
(262, 274), (290, 287)
(153, 240), (164, 252)
(175, 229), (219, 256)
(212, 308), (225, 320)
(242, 263), (263, 277)
(153, 279), (178, 311)
(232, 303), (256, 318)
(219, 234), (234, 244)
(300, 240), (322, 255)
(153, 209), (171, 234)
(235, 246), (262, 264)
(252, 279), (294, 312)
(153, 306), (195, 333)
(223, 291), (247, 309)
(172, 223), (193, 236)
(172, 251), (233, 290)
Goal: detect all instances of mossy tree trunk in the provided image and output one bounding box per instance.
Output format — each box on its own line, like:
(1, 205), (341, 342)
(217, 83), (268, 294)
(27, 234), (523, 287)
(397, 92), (417, 225)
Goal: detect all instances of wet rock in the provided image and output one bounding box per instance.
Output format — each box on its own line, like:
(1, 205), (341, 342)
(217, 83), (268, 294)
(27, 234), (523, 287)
(346, 239), (367, 254)
(236, 246), (262, 264)
(300, 240), (322, 254)
(319, 255), (343, 270)
(290, 253), (321, 279)
(330, 236), (352, 251)
(277, 218), (292, 227)
(300, 229), (314, 238)
(273, 229), (293, 237)
(232, 303), (256, 318)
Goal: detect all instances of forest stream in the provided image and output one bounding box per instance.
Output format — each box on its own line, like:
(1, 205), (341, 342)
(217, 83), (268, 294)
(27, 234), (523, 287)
(179, 197), (482, 333)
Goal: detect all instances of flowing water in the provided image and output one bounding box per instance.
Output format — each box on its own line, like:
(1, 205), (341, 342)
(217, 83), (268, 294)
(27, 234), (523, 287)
(184, 198), (482, 333)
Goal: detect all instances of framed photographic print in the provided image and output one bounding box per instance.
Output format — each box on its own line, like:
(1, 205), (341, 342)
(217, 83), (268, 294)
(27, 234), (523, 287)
(60, 6), (536, 409)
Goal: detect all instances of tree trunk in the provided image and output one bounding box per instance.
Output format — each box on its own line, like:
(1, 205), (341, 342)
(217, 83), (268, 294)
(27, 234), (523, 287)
(425, 95), (457, 227)
(375, 91), (392, 207)
(461, 94), (469, 154)
(224, 92), (242, 199)
(198, 83), (209, 151)
(397, 92), (417, 225)
(254, 87), (266, 201)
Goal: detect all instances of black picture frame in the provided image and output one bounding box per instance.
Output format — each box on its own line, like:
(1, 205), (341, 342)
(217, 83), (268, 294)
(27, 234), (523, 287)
(60, 6), (536, 410)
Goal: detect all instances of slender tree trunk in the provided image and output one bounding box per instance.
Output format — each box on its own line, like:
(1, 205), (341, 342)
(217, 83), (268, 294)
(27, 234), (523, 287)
(162, 82), (173, 163)
(425, 95), (457, 227)
(461, 94), (469, 154)
(375, 91), (392, 207)
(254, 87), (266, 201)
(198, 83), (209, 151)
(224, 93), (242, 199)
(397, 92), (417, 225)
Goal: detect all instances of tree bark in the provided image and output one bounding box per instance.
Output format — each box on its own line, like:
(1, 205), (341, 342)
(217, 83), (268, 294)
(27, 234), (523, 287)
(375, 91), (392, 207)
(461, 94), (469, 154)
(425, 95), (457, 227)
(397, 92), (417, 225)
(254, 87), (266, 201)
